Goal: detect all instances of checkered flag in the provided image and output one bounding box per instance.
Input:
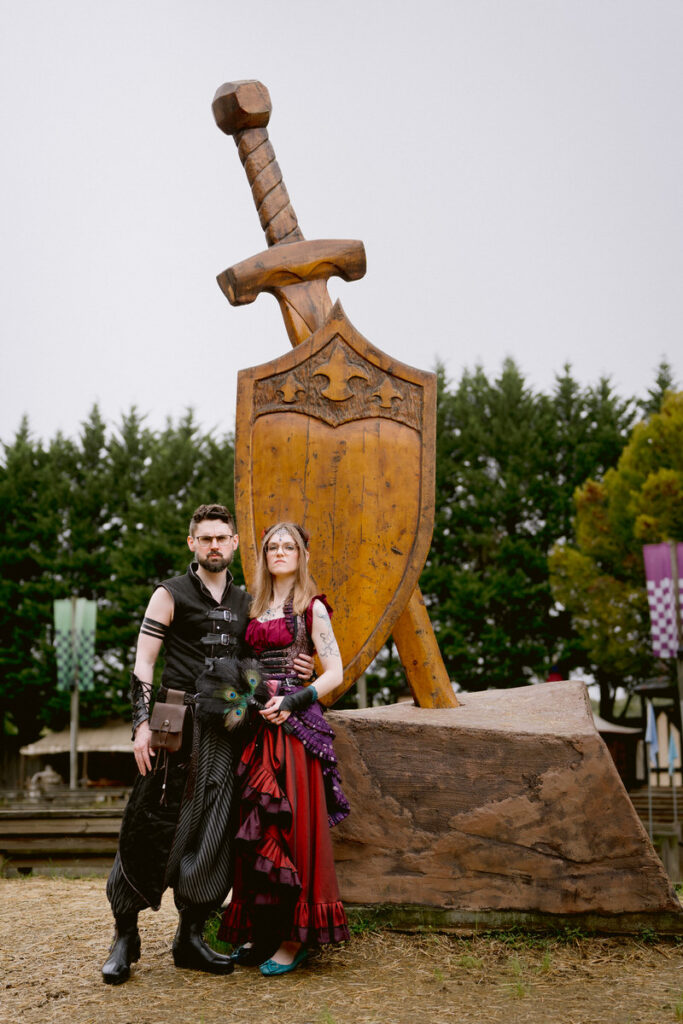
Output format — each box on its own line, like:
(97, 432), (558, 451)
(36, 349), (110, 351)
(643, 543), (683, 659)
(53, 598), (98, 693)
(74, 599), (97, 692)
(53, 599), (74, 693)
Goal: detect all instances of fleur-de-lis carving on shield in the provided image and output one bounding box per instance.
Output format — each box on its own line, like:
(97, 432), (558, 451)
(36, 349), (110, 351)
(235, 303), (436, 703)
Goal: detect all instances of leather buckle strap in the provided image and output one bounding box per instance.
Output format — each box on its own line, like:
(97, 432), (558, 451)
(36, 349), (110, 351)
(200, 633), (235, 646)
(204, 654), (235, 668)
(207, 609), (238, 622)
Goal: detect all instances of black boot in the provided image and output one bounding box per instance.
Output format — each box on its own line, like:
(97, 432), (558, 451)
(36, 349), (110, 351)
(172, 909), (234, 975)
(229, 904), (283, 966)
(101, 914), (141, 985)
(229, 938), (281, 967)
(230, 896), (295, 966)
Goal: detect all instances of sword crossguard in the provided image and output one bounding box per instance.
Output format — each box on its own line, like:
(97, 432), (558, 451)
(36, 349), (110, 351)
(218, 239), (367, 306)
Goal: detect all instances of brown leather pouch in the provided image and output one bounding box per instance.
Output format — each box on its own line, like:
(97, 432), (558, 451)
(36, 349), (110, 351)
(149, 689), (187, 753)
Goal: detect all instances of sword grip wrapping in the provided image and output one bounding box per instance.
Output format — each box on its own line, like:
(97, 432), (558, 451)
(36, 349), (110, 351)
(235, 127), (304, 248)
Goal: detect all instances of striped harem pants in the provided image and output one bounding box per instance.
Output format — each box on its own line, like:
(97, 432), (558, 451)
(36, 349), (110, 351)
(106, 724), (236, 917)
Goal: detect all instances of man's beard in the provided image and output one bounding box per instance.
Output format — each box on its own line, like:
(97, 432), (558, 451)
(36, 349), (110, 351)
(196, 551), (233, 573)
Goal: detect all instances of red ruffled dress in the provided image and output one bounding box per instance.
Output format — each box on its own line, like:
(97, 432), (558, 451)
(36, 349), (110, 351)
(218, 597), (350, 948)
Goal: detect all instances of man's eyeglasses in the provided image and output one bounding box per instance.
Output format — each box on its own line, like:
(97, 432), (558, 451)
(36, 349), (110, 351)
(194, 534), (234, 546)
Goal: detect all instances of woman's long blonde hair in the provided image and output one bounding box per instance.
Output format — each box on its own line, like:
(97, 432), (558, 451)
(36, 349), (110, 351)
(249, 522), (318, 619)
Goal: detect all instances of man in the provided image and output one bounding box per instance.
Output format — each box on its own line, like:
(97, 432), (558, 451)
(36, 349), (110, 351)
(102, 503), (311, 984)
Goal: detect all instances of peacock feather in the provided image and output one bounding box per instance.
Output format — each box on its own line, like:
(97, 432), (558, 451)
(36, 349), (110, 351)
(195, 658), (268, 732)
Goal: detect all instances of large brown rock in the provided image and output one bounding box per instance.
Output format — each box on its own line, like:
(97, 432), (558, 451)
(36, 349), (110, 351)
(328, 681), (681, 920)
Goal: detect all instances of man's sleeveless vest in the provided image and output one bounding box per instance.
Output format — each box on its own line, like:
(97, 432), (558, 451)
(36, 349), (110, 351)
(159, 563), (251, 692)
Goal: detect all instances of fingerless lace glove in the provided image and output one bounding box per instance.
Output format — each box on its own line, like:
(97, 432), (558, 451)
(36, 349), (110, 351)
(279, 684), (318, 715)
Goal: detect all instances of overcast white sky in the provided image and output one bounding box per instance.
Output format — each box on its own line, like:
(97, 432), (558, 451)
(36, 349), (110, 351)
(1, 0), (681, 445)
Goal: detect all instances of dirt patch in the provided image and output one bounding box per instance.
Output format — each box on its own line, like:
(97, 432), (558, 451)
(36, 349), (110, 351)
(1, 877), (682, 1024)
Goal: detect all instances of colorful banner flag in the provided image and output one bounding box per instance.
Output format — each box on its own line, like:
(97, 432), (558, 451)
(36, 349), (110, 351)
(642, 542), (683, 659)
(645, 700), (659, 769)
(53, 598), (97, 693)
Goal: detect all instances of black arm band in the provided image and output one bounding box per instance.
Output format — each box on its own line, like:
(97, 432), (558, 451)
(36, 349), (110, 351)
(279, 685), (318, 714)
(141, 616), (168, 640)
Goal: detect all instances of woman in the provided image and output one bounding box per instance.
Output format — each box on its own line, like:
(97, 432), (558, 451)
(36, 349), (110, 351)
(218, 522), (350, 976)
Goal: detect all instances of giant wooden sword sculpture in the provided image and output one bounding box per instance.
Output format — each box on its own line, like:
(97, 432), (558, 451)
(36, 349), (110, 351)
(208, 81), (683, 929)
(212, 80), (457, 709)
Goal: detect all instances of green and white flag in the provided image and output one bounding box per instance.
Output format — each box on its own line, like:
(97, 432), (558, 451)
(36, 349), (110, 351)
(53, 599), (74, 693)
(53, 598), (97, 693)
(75, 598), (97, 692)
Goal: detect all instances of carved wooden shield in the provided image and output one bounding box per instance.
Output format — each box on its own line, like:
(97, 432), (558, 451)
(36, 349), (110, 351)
(234, 301), (436, 703)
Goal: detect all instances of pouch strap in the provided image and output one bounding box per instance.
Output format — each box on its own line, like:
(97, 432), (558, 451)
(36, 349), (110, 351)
(164, 688), (186, 705)
(157, 686), (196, 705)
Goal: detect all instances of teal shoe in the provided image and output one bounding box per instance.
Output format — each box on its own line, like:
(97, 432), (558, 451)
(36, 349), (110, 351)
(259, 947), (308, 976)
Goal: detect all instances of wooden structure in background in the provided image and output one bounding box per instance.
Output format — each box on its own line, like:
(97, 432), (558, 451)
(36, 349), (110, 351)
(0, 807), (122, 876)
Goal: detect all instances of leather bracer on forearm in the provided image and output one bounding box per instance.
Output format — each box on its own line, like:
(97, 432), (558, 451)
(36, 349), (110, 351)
(129, 671), (153, 741)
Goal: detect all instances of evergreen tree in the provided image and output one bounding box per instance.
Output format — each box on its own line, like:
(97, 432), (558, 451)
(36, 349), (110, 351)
(549, 390), (683, 716)
(639, 358), (678, 418)
(0, 420), (69, 743)
(415, 361), (634, 692)
(0, 409), (236, 743)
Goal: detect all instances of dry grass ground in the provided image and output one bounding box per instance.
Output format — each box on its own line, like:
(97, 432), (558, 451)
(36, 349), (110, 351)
(1, 877), (683, 1024)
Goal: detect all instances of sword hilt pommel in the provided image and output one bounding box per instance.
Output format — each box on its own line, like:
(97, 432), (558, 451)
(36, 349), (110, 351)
(212, 80), (272, 135)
